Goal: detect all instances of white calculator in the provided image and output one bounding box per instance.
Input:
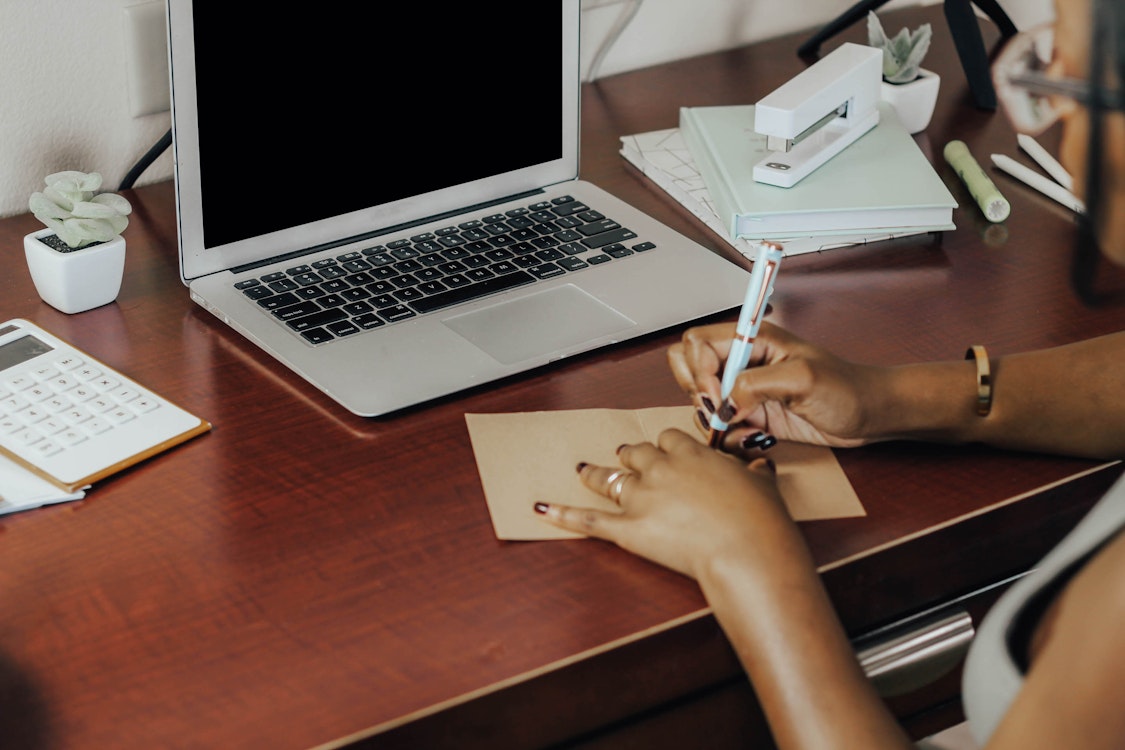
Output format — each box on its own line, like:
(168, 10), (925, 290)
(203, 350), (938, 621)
(0, 319), (212, 492)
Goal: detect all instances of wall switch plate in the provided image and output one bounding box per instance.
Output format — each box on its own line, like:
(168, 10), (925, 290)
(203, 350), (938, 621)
(124, 1), (170, 117)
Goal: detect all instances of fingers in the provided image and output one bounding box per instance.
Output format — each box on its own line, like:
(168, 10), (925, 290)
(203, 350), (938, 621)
(534, 501), (623, 542)
(747, 455), (777, 476)
(577, 462), (636, 504)
(668, 323), (732, 408)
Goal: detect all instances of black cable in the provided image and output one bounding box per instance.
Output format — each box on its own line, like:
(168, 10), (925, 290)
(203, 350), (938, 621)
(119, 128), (172, 191)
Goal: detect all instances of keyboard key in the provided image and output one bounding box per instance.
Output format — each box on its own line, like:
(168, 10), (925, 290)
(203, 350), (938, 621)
(410, 271), (534, 314)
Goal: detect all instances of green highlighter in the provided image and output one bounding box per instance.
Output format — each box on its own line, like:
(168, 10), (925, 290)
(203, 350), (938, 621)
(944, 140), (1011, 223)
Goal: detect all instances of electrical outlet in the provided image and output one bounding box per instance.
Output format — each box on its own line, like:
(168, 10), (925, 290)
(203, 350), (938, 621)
(124, 1), (170, 117)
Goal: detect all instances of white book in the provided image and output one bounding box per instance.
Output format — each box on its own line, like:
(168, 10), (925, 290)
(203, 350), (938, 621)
(619, 127), (931, 259)
(679, 102), (958, 240)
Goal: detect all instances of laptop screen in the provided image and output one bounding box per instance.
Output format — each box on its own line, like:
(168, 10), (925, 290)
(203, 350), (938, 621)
(169, 1), (580, 281)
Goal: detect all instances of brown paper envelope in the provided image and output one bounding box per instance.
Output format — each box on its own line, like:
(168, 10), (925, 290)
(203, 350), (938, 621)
(465, 406), (864, 540)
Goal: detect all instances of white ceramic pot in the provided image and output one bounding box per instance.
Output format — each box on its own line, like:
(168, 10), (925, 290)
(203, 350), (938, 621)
(880, 68), (940, 134)
(24, 228), (126, 314)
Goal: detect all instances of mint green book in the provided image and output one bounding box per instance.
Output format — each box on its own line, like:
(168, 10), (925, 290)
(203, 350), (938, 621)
(679, 102), (957, 240)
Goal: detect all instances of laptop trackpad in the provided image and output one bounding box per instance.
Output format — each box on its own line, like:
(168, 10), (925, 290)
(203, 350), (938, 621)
(443, 284), (635, 364)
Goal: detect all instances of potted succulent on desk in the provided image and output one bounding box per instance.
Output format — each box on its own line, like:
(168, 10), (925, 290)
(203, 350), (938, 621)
(24, 170), (132, 314)
(867, 11), (939, 134)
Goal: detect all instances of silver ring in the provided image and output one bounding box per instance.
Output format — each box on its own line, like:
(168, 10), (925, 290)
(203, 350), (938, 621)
(606, 469), (632, 503)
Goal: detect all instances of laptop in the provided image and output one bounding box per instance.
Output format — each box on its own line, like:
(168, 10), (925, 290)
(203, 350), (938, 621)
(166, 0), (752, 417)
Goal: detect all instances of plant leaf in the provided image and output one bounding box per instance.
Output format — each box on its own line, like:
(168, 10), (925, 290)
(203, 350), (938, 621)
(91, 192), (132, 215)
(63, 217), (116, 244)
(106, 214), (129, 235)
(866, 11), (888, 48)
(70, 200), (118, 219)
(53, 220), (83, 248)
(46, 170), (102, 193)
(28, 191), (70, 219)
(42, 185), (77, 212)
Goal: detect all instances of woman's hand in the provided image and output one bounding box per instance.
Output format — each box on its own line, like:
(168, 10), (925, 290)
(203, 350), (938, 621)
(667, 321), (888, 452)
(534, 428), (796, 580)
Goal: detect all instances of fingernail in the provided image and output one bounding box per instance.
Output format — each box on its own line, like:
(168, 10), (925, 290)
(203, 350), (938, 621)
(696, 409), (710, 431)
(700, 395), (715, 414)
(533, 502), (549, 514)
(616, 444), (627, 455)
(717, 400), (736, 423)
(576, 462), (588, 473)
(740, 432), (762, 450)
(740, 431), (776, 450)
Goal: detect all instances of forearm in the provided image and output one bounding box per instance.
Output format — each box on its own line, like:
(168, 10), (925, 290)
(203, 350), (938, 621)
(872, 332), (1125, 459)
(697, 526), (913, 750)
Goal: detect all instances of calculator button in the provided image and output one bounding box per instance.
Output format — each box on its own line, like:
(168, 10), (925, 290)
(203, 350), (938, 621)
(4, 374), (36, 391)
(57, 429), (87, 447)
(43, 396), (71, 413)
(0, 416), (21, 433)
(48, 374), (79, 391)
(91, 375), (121, 391)
(18, 407), (48, 424)
(62, 408), (92, 425)
(112, 387), (140, 403)
(55, 355), (83, 371)
(29, 439), (63, 458)
(38, 418), (66, 435)
(13, 427), (43, 446)
(131, 398), (160, 414)
(69, 385), (96, 402)
(31, 365), (60, 381)
(24, 385), (52, 402)
(88, 397), (115, 413)
(74, 366), (102, 381)
(106, 408), (135, 424)
(82, 417), (112, 435)
(2, 395), (26, 412)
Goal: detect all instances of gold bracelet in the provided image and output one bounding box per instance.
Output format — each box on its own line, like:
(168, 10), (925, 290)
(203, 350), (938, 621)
(965, 345), (992, 417)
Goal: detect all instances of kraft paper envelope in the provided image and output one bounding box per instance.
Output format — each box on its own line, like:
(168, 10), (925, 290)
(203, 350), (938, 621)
(465, 406), (865, 541)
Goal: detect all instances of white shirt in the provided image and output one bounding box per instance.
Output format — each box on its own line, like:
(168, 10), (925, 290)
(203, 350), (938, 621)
(961, 472), (1125, 744)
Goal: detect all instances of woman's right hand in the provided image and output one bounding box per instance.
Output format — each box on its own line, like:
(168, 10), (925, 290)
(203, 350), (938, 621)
(667, 321), (890, 452)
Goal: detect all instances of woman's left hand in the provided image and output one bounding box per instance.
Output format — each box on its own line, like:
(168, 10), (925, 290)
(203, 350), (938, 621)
(534, 428), (795, 580)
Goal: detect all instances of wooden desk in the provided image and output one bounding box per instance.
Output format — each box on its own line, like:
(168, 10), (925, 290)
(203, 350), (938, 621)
(1, 6), (1122, 748)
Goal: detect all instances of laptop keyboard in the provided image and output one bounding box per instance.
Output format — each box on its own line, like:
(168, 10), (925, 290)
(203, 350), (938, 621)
(234, 195), (656, 345)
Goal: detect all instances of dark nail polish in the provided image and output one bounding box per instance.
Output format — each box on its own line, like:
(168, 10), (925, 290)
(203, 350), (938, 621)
(533, 502), (549, 514)
(576, 462), (588, 473)
(717, 400), (736, 422)
(700, 395), (715, 414)
(740, 432), (765, 449)
(759, 435), (777, 450)
(696, 409), (710, 430)
(616, 444), (627, 455)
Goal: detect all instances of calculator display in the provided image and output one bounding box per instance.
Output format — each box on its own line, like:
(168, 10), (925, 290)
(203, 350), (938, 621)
(0, 334), (53, 372)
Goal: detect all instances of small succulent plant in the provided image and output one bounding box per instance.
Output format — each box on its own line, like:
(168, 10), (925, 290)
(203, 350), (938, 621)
(29, 171), (132, 249)
(867, 11), (933, 84)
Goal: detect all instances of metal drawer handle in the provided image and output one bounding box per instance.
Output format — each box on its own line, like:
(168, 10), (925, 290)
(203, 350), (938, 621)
(856, 609), (975, 696)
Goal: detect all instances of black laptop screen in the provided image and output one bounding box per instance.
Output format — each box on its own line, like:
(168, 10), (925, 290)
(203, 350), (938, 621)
(190, 7), (563, 249)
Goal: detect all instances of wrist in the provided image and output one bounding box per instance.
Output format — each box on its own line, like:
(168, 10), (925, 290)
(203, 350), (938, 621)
(874, 359), (984, 442)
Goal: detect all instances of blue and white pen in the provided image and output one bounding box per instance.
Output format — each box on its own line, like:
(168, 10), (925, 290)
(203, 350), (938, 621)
(708, 241), (784, 448)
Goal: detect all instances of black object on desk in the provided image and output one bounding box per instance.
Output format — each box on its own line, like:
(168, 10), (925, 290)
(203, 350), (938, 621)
(797, 0), (1018, 110)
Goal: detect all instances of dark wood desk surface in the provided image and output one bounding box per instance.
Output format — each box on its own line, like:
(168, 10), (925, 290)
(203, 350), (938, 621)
(2, 6), (1123, 749)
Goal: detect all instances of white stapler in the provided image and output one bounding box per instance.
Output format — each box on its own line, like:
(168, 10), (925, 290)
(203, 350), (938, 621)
(753, 42), (882, 188)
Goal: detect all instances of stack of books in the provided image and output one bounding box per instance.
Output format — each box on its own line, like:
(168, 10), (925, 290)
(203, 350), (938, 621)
(619, 102), (957, 260)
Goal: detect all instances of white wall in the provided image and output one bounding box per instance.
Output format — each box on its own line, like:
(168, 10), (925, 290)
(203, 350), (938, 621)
(1, 0), (1046, 220)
